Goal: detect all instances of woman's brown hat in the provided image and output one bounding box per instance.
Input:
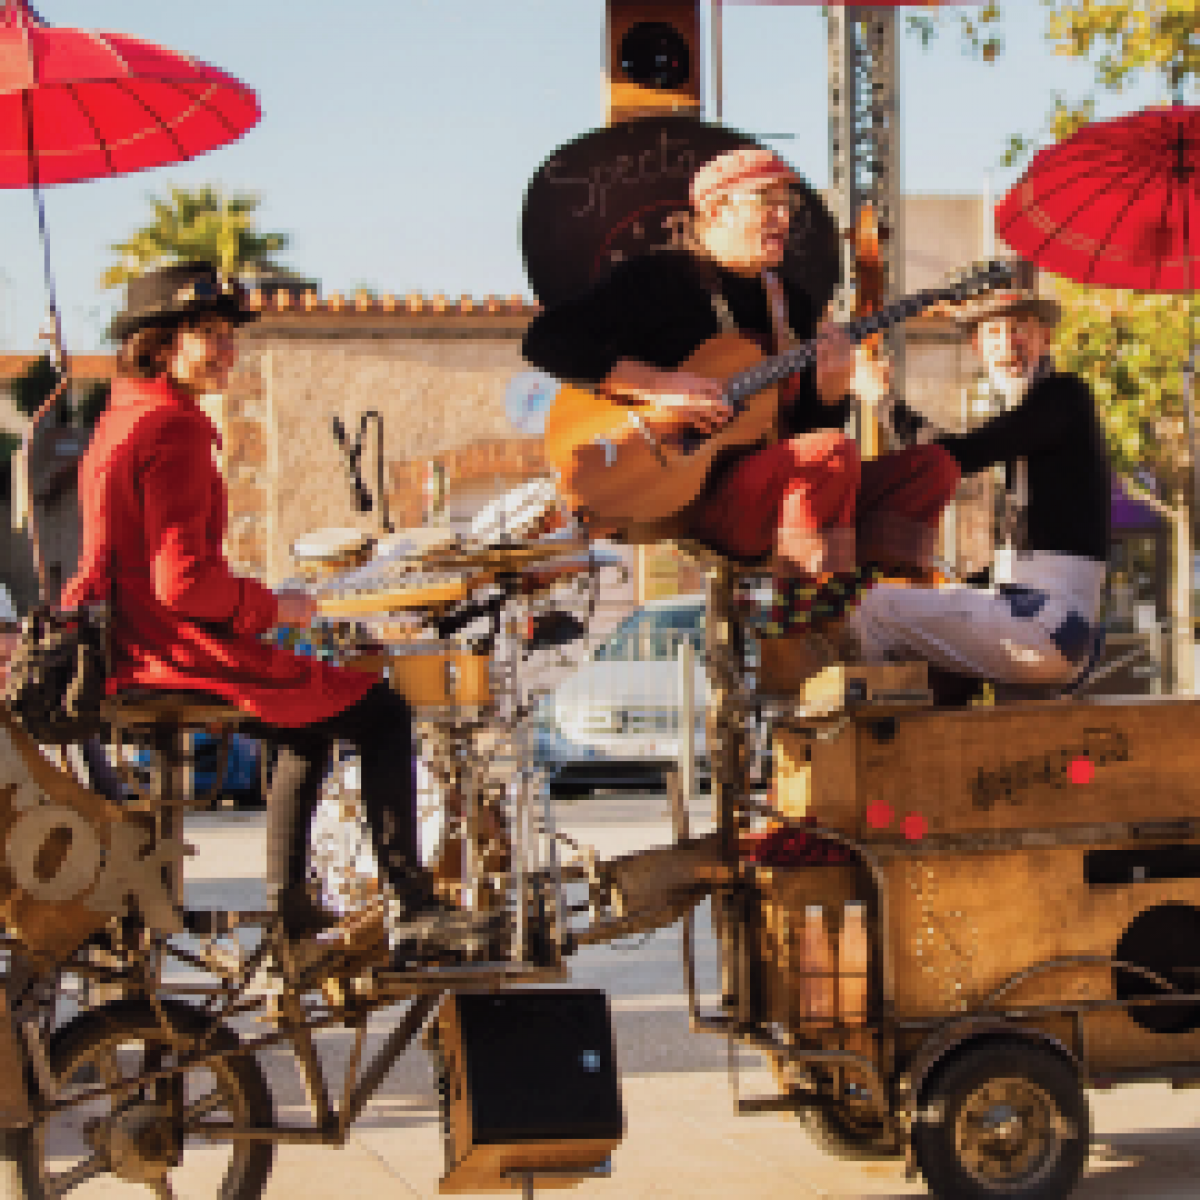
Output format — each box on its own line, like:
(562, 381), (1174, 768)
(108, 261), (258, 342)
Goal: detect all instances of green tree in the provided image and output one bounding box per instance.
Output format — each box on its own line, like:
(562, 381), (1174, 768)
(11, 356), (109, 431)
(889, 14), (1196, 694)
(1043, 0), (1199, 97)
(1035, 3), (1198, 692)
(103, 185), (291, 290)
(10, 355), (64, 422)
(911, 2), (1198, 689)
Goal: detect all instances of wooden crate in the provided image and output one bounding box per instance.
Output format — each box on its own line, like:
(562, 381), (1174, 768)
(749, 838), (1200, 1077)
(750, 863), (867, 1030)
(775, 696), (1200, 839)
(885, 840), (1200, 1074)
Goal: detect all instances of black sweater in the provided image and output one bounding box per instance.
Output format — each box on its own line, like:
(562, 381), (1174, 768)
(937, 371), (1111, 563)
(521, 247), (849, 437)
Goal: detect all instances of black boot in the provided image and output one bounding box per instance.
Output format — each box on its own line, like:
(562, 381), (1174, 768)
(384, 869), (506, 967)
(273, 881), (336, 941)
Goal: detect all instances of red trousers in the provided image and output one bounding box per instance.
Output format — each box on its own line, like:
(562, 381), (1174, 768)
(688, 431), (960, 576)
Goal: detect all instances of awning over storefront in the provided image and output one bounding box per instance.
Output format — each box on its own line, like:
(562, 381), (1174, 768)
(1111, 478), (1163, 533)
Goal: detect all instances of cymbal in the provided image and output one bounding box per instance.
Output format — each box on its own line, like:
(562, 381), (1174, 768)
(374, 526), (463, 559)
(519, 546), (626, 590)
(419, 537), (594, 572)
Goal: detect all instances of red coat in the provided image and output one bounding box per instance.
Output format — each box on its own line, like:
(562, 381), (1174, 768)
(62, 376), (374, 727)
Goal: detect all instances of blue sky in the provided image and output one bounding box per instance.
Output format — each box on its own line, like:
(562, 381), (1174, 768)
(0, 1), (1182, 355)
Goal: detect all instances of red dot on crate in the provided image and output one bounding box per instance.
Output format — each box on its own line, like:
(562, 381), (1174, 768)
(866, 800), (893, 829)
(902, 812), (928, 842)
(1069, 757), (1095, 786)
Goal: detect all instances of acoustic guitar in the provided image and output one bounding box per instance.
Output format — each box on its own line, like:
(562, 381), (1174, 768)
(542, 260), (1015, 526)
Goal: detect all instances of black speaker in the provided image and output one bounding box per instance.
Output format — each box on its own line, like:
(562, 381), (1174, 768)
(437, 989), (624, 1193)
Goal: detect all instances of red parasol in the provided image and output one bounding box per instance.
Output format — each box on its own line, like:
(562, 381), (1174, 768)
(715, 2), (981, 7)
(994, 106), (1200, 293)
(0, 0), (261, 598)
(0, 0), (260, 187)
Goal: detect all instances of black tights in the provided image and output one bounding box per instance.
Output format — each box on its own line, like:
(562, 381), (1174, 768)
(261, 682), (416, 904)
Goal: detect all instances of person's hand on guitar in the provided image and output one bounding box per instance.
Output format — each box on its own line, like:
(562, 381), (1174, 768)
(815, 323), (857, 406)
(606, 360), (732, 434)
(275, 589), (318, 628)
(649, 371), (734, 433)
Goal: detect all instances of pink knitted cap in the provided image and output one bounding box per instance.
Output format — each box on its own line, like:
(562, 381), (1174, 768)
(690, 147), (798, 212)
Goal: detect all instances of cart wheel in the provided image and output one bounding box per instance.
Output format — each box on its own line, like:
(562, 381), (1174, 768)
(912, 1038), (1088, 1200)
(35, 997), (275, 1200)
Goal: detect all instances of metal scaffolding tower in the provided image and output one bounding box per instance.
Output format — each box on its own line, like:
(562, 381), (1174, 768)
(827, 7), (904, 336)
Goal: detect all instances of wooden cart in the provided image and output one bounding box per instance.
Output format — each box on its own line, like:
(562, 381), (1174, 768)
(690, 564), (1200, 1200)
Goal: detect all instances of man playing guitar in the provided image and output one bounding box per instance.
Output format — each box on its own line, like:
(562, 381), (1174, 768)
(523, 146), (961, 633)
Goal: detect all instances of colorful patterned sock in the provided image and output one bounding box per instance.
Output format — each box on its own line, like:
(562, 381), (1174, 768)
(746, 565), (884, 637)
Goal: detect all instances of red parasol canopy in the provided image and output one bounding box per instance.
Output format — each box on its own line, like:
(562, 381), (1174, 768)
(715, 1), (981, 6)
(0, 0), (260, 188)
(0, 0), (261, 600)
(994, 106), (1200, 293)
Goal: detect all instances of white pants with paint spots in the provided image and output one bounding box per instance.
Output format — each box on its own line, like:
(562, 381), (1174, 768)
(849, 582), (1085, 687)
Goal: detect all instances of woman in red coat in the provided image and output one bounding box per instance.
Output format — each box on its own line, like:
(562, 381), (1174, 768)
(63, 262), (437, 943)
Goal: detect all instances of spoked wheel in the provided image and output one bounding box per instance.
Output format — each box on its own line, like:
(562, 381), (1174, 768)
(31, 997), (275, 1200)
(912, 1038), (1088, 1200)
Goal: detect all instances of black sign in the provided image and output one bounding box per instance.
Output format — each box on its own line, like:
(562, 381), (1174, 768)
(521, 116), (840, 314)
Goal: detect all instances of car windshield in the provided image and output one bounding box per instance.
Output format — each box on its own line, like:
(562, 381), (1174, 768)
(593, 604), (705, 662)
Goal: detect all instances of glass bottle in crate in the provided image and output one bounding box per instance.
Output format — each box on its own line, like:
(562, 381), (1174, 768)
(800, 904), (835, 1028)
(838, 901), (868, 1027)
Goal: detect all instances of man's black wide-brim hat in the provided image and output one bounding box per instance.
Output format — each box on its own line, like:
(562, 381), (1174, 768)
(108, 260), (259, 342)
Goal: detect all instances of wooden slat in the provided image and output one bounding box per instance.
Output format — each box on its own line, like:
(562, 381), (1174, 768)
(316, 576), (474, 617)
(884, 839), (1200, 1074)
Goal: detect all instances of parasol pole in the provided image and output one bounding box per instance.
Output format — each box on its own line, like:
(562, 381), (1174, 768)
(16, 5), (70, 603)
(1188, 333), (1198, 515)
(1178, 315), (1197, 695)
(710, 0), (723, 122)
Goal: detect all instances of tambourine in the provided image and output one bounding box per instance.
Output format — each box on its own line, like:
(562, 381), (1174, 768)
(290, 527), (376, 577)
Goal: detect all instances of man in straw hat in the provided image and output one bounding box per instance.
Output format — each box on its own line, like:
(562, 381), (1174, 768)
(524, 145), (961, 636)
(848, 261), (1112, 693)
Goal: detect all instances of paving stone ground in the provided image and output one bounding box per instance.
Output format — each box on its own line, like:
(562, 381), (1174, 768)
(153, 799), (1200, 1199)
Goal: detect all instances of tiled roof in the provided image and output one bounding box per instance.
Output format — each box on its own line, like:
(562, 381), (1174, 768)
(246, 290), (541, 316)
(0, 354), (116, 381)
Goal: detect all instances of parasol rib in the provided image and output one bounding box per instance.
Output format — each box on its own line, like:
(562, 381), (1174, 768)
(108, 76), (189, 164)
(1181, 163), (1196, 291)
(171, 78), (244, 139)
(80, 25), (137, 76)
(60, 81), (118, 177)
(1081, 150), (1162, 287)
(1001, 143), (1162, 279)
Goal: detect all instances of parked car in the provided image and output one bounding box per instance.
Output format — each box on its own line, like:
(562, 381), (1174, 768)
(538, 592), (769, 796)
(123, 731), (263, 808)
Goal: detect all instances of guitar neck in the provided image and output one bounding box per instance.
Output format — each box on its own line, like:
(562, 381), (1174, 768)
(724, 288), (951, 407)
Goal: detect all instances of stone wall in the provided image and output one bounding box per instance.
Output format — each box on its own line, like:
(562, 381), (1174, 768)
(218, 307), (993, 593)
(229, 309), (542, 586)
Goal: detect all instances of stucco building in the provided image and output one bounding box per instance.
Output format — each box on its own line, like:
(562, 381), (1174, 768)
(3, 193), (1000, 618)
